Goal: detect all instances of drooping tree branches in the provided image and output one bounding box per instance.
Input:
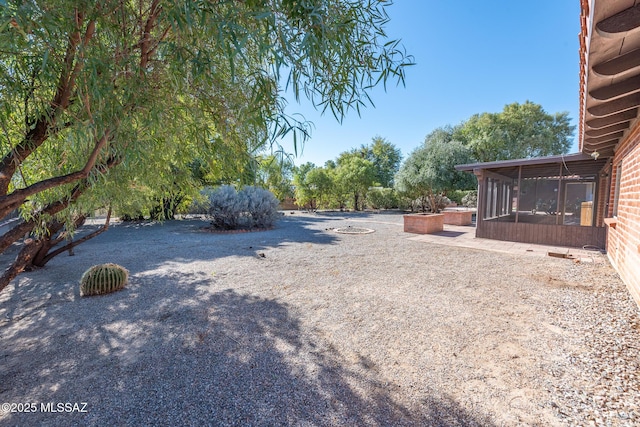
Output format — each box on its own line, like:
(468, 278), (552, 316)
(0, 155), (121, 292)
(0, 0), (413, 290)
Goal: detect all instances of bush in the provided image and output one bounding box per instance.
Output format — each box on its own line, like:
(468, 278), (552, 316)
(461, 190), (478, 208)
(241, 185), (281, 228)
(447, 190), (466, 205)
(366, 187), (399, 209)
(203, 185), (280, 229)
(396, 194), (451, 213)
(426, 194), (451, 213)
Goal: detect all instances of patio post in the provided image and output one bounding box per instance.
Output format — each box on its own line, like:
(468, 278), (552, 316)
(515, 165), (522, 224)
(556, 162), (563, 225)
(474, 168), (484, 233)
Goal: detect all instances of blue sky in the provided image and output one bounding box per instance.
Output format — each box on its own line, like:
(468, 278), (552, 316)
(277, 1), (581, 166)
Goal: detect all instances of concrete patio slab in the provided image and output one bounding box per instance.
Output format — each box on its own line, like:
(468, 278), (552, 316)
(406, 224), (607, 263)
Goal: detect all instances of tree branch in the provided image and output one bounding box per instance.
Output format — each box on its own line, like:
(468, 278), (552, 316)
(0, 155), (121, 292)
(0, 154), (121, 256)
(0, 130), (110, 220)
(139, 0), (162, 72)
(0, 239), (43, 294)
(40, 208), (111, 266)
(0, 14), (96, 195)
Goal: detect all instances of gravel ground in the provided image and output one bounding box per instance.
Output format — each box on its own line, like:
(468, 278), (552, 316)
(0, 211), (638, 426)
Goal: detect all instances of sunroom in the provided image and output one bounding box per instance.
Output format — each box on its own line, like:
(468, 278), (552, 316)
(456, 152), (609, 248)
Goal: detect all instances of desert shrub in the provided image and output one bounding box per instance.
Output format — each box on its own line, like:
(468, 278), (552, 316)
(206, 185), (246, 229)
(204, 185), (279, 229)
(426, 194), (451, 213)
(399, 194), (450, 213)
(395, 194), (413, 211)
(241, 185), (281, 228)
(366, 187), (399, 209)
(461, 190), (478, 208)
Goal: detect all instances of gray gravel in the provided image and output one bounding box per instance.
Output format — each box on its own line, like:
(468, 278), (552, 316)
(0, 212), (638, 426)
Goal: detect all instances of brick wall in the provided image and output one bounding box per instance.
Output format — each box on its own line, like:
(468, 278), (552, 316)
(606, 122), (640, 307)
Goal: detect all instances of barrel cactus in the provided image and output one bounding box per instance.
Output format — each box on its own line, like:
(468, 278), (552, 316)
(80, 263), (129, 296)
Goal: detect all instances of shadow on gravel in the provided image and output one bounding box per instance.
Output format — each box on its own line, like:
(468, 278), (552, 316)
(0, 216), (343, 284)
(0, 273), (494, 426)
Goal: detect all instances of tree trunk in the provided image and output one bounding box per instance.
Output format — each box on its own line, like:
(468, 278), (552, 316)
(0, 158), (120, 294)
(35, 210), (111, 267)
(0, 239), (44, 294)
(30, 215), (86, 268)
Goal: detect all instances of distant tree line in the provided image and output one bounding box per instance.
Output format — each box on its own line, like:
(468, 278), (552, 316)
(292, 101), (574, 212)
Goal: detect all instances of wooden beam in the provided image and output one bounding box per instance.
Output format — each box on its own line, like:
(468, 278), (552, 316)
(589, 74), (640, 100)
(476, 176), (486, 227)
(515, 165), (521, 224)
(585, 122), (630, 137)
(586, 108), (637, 128)
(593, 48), (640, 76)
(583, 144), (617, 157)
(587, 92), (640, 117)
(584, 131), (624, 144)
(583, 139), (618, 150)
(481, 169), (513, 182)
(586, 138), (619, 147)
(556, 163), (563, 225)
(596, 4), (640, 38)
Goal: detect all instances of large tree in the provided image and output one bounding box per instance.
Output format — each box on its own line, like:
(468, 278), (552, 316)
(395, 128), (475, 212)
(335, 155), (375, 211)
(292, 163), (335, 210)
(455, 101), (575, 162)
(356, 136), (402, 187)
(0, 0), (413, 291)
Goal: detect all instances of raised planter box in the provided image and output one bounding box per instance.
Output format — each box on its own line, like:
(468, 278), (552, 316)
(403, 213), (444, 234)
(443, 210), (473, 226)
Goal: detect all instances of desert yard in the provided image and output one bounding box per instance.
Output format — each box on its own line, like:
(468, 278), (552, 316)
(0, 212), (638, 426)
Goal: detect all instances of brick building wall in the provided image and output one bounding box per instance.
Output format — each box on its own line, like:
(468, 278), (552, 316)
(606, 122), (640, 306)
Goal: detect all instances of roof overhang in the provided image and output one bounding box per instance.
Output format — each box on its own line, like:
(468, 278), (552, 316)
(580, 0), (640, 157)
(456, 152), (608, 180)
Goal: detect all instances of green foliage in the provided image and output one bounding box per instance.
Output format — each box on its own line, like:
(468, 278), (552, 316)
(292, 163), (335, 210)
(306, 167), (335, 208)
(0, 0), (413, 286)
(293, 162), (317, 209)
(204, 185), (280, 229)
(80, 264), (129, 297)
(455, 101), (575, 162)
(334, 155), (376, 211)
(446, 190), (466, 205)
(446, 189), (477, 207)
(254, 154), (295, 201)
(293, 163), (337, 210)
(395, 128), (475, 213)
(366, 187), (399, 210)
(353, 136), (402, 187)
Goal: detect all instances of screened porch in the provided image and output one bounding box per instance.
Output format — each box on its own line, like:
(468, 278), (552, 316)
(456, 153), (609, 248)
